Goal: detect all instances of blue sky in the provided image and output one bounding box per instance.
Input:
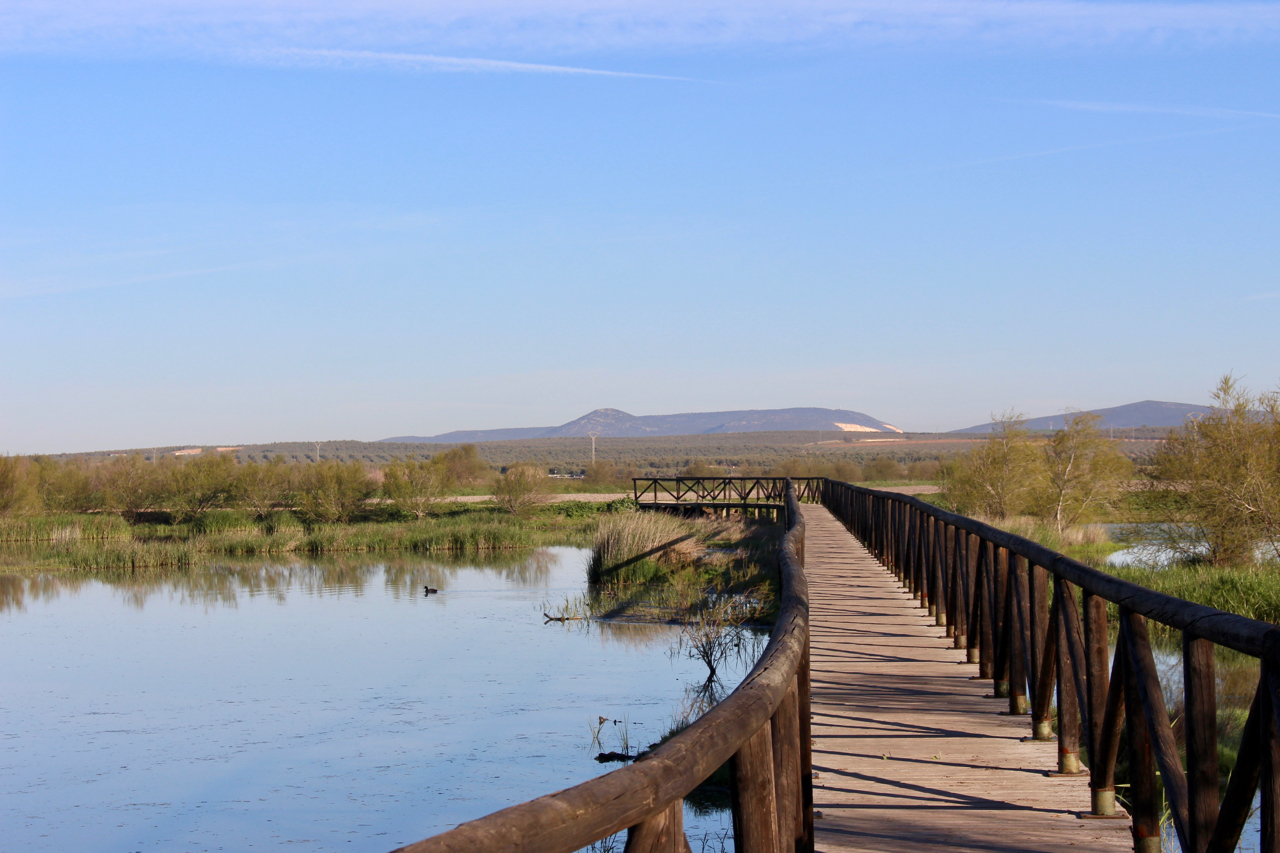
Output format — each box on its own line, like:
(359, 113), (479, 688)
(2, 1), (1278, 453)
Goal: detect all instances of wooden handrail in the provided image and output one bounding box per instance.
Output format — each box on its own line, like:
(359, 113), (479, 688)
(391, 481), (812, 853)
(819, 477), (1280, 853)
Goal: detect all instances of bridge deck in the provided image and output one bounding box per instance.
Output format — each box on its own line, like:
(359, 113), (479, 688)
(802, 504), (1134, 853)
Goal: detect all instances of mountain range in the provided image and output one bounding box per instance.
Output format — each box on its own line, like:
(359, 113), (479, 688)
(381, 407), (903, 444)
(952, 400), (1210, 433)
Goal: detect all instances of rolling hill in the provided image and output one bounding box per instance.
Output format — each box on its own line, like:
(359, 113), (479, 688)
(953, 400), (1210, 433)
(382, 407), (903, 443)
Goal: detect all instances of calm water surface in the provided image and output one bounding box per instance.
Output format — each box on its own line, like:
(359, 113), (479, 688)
(1, 548), (737, 852)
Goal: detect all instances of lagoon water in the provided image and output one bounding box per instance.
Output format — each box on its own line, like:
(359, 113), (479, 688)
(1, 548), (736, 852)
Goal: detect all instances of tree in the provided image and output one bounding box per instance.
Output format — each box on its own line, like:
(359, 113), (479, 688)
(236, 457), (294, 519)
(1149, 375), (1280, 565)
(166, 453), (237, 522)
(1036, 412), (1132, 534)
(583, 460), (622, 487)
(100, 454), (166, 521)
(681, 459), (719, 477)
(297, 460), (376, 524)
(34, 456), (103, 513)
(862, 457), (905, 482)
(432, 445), (492, 487)
(492, 464), (550, 515)
(942, 412), (1038, 518)
(0, 455), (39, 518)
(382, 456), (447, 519)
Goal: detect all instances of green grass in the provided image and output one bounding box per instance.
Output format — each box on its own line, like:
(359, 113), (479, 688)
(1105, 561), (1280, 628)
(0, 513), (132, 543)
(0, 502), (627, 572)
(581, 510), (783, 623)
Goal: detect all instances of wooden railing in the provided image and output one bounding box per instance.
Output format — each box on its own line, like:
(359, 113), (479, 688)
(392, 482), (813, 853)
(634, 477), (824, 507)
(822, 478), (1280, 853)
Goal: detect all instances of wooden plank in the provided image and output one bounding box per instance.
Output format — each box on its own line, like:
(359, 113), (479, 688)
(800, 504), (1131, 852)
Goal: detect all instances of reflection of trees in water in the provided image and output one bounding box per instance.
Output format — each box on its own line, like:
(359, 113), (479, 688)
(0, 548), (562, 612)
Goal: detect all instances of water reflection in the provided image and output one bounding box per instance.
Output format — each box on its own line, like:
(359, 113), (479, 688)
(0, 548), (560, 613)
(0, 547), (739, 851)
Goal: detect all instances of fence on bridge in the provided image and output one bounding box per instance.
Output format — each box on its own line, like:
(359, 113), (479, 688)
(396, 477), (1280, 853)
(822, 477), (1280, 853)
(634, 477), (824, 506)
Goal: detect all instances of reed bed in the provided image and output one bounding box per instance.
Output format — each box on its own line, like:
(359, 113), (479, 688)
(0, 506), (601, 573)
(588, 511), (704, 585)
(0, 514), (132, 544)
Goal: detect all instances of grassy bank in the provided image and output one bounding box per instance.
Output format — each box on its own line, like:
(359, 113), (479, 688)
(0, 501), (626, 573)
(579, 510), (783, 623)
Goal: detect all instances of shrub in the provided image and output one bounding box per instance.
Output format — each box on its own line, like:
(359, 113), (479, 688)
(492, 464), (551, 515)
(100, 454), (167, 522)
(166, 453), (238, 522)
(296, 460), (376, 524)
(382, 456), (447, 518)
(862, 457), (905, 482)
(236, 457), (294, 519)
(0, 456), (39, 518)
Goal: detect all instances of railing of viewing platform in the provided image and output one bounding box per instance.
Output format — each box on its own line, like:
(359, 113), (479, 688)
(634, 477), (824, 507)
(391, 481), (813, 853)
(822, 477), (1280, 853)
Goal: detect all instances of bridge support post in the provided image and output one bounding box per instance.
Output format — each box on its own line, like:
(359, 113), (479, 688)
(731, 724), (779, 853)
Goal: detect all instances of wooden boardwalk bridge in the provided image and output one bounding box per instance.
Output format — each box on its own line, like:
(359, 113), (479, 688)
(399, 478), (1280, 853)
(802, 503), (1130, 852)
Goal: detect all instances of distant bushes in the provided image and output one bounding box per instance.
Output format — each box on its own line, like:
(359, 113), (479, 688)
(0, 445), (504, 527)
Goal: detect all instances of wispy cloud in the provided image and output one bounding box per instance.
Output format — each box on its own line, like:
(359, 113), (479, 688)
(4, 0), (1280, 61)
(252, 47), (698, 79)
(960, 125), (1249, 167)
(1030, 99), (1280, 120)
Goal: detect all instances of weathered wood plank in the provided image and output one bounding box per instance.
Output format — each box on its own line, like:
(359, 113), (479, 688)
(801, 504), (1132, 853)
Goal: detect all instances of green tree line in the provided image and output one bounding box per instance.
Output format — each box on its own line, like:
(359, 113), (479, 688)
(0, 445), (503, 524)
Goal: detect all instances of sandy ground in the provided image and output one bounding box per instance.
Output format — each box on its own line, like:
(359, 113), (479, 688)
(443, 493), (629, 503)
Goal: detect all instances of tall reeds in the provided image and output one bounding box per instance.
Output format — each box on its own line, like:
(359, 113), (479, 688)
(588, 511), (704, 585)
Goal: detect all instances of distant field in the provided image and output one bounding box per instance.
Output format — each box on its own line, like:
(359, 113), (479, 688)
(47, 428), (1167, 475)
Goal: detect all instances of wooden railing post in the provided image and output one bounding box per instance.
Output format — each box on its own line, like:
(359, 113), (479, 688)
(731, 726), (779, 853)
(976, 539), (995, 679)
(933, 517), (947, 627)
(1007, 553), (1030, 716)
(1083, 591), (1117, 813)
(623, 799), (687, 853)
(992, 546), (1010, 698)
(1053, 577), (1083, 776)
(1183, 633), (1218, 853)
(1029, 564), (1052, 739)
(1120, 612), (1162, 853)
(771, 679), (800, 853)
(965, 533), (981, 664)
(798, 638), (814, 853)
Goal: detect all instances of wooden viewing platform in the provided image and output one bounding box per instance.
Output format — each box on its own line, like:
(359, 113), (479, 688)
(802, 503), (1134, 852)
